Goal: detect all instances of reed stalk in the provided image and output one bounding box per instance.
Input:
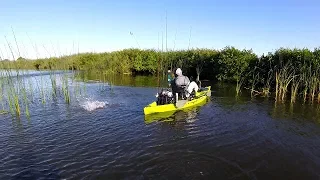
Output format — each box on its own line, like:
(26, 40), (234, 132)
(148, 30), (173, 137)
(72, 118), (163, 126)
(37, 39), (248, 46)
(310, 74), (318, 103)
(235, 77), (244, 97)
(250, 71), (259, 97)
(62, 75), (70, 104)
(50, 73), (57, 98)
(21, 84), (30, 118)
(7, 92), (15, 115)
(262, 70), (272, 97)
(276, 63), (295, 102)
(14, 94), (20, 117)
(40, 76), (46, 104)
(317, 77), (320, 103)
(290, 75), (300, 103)
(301, 69), (310, 103)
(275, 71), (279, 100)
(0, 76), (3, 108)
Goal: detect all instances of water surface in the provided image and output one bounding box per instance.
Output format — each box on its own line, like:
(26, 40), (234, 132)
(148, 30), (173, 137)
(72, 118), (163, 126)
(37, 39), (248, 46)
(0, 71), (319, 179)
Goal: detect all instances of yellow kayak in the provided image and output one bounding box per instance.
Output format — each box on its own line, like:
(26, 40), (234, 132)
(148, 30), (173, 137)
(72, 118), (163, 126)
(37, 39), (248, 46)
(143, 86), (211, 115)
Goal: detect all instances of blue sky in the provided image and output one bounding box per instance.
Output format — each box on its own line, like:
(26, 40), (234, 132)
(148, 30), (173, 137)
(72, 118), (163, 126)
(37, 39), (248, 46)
(0, 0), (320, 59)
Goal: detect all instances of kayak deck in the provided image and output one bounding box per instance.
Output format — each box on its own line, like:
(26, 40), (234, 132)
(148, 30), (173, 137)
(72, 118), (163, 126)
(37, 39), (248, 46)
(144, 86), (211, 115)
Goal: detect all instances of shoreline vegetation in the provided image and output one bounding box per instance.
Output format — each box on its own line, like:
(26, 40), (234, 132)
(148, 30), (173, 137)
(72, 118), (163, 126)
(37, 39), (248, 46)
(1, 46), (320, 118)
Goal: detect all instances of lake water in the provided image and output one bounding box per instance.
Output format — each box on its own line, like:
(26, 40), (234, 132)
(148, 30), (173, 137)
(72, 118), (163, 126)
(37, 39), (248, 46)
(0, 71), (319, 179)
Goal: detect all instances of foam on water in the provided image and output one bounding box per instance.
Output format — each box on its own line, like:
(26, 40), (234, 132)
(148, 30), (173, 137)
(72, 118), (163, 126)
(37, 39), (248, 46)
(81, 100), (108, 111)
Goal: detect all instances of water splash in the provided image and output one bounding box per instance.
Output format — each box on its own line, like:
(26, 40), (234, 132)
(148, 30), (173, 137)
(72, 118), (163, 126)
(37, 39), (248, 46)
(80, 100), (108, 111)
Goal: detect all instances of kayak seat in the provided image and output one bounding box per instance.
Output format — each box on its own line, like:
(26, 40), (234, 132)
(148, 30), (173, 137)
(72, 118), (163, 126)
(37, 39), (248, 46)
(173, 85), (188, 101)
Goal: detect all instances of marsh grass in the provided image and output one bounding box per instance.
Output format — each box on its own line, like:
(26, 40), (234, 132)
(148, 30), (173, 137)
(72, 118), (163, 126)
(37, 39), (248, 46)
(40, 76), (46, 104)
(250, 71), (259, 97)
(0, 76), (4, 111)
(50, 73), (57, 98)
(62, 74), (71, 104)
(317, 79), (320, 103)
(0, 36), (89, 119)
(235, 75), (245, 97)
(310, 74), (318, 103)
(262, 70), (273, 97)
(290, 75), (300, 103)
(0, 67), (73, 118)
(275, 63), (295, 102)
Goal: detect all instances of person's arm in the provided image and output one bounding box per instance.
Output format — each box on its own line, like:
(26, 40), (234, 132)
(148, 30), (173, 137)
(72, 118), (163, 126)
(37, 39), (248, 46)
(185, 76), (190, 85)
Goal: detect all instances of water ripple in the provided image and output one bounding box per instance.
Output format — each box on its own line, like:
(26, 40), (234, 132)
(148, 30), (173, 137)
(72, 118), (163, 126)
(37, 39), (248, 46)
(0, 82), (320, 179)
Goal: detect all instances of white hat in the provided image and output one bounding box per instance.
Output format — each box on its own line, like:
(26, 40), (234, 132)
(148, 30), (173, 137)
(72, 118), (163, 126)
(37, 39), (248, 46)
(175, 68), (182, 76)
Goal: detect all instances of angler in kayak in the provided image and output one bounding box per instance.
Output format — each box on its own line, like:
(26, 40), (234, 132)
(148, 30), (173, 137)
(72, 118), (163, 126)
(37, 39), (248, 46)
(144, 67), (210, 114)
(171, 68), (199, 100)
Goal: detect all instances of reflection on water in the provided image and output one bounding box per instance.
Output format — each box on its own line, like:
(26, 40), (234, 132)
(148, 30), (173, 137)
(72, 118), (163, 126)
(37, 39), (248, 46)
(271, 102), (320, 124)
(144, 97), (210, 124)
(145, 108), (201, 124)
(75, 71), (164, 87)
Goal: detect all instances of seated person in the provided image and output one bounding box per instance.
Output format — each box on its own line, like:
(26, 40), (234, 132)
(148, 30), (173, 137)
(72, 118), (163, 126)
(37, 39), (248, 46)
(171, 68), (199, 99)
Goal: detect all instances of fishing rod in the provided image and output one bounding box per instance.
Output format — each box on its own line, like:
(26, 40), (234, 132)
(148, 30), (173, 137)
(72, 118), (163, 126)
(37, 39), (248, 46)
(157, 32), (160, 93)
(11, 26), (21, 58)
(130, 32), (141, 49)
(0, 47), (4, 60)
(26, 32), (39, 59)
(188, 26), (192, 50)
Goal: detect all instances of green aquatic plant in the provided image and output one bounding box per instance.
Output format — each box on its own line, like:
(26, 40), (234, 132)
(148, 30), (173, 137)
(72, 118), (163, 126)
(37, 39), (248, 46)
(0, 76), (4, 111)
(261, 69), (273, 97)
(317, 78), (320, 103)
(12, 86), (21, 117)
(40, 75), (46, 104)
(275, 71), (279, 100)
(50, 73), (57, 98)
(235, 77), (244, 97)
(21, 80), (30, 118)
(250, 69), (259, 97)
(290, 75), (300, 104)
(310, 74), (318, 103)
(275, 62), (295, 102)
(62, 74), (71, 104)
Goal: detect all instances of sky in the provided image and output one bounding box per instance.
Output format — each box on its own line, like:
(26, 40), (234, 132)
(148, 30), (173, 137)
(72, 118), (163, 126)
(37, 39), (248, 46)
(0, 0), (320, 59)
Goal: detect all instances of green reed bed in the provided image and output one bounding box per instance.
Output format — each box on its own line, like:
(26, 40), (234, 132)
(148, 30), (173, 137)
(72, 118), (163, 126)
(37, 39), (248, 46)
(0, 68), (74, 118)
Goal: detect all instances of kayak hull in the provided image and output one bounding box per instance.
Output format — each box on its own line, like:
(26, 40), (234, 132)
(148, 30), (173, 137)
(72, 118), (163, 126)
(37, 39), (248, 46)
(144, 86), (211, 115)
